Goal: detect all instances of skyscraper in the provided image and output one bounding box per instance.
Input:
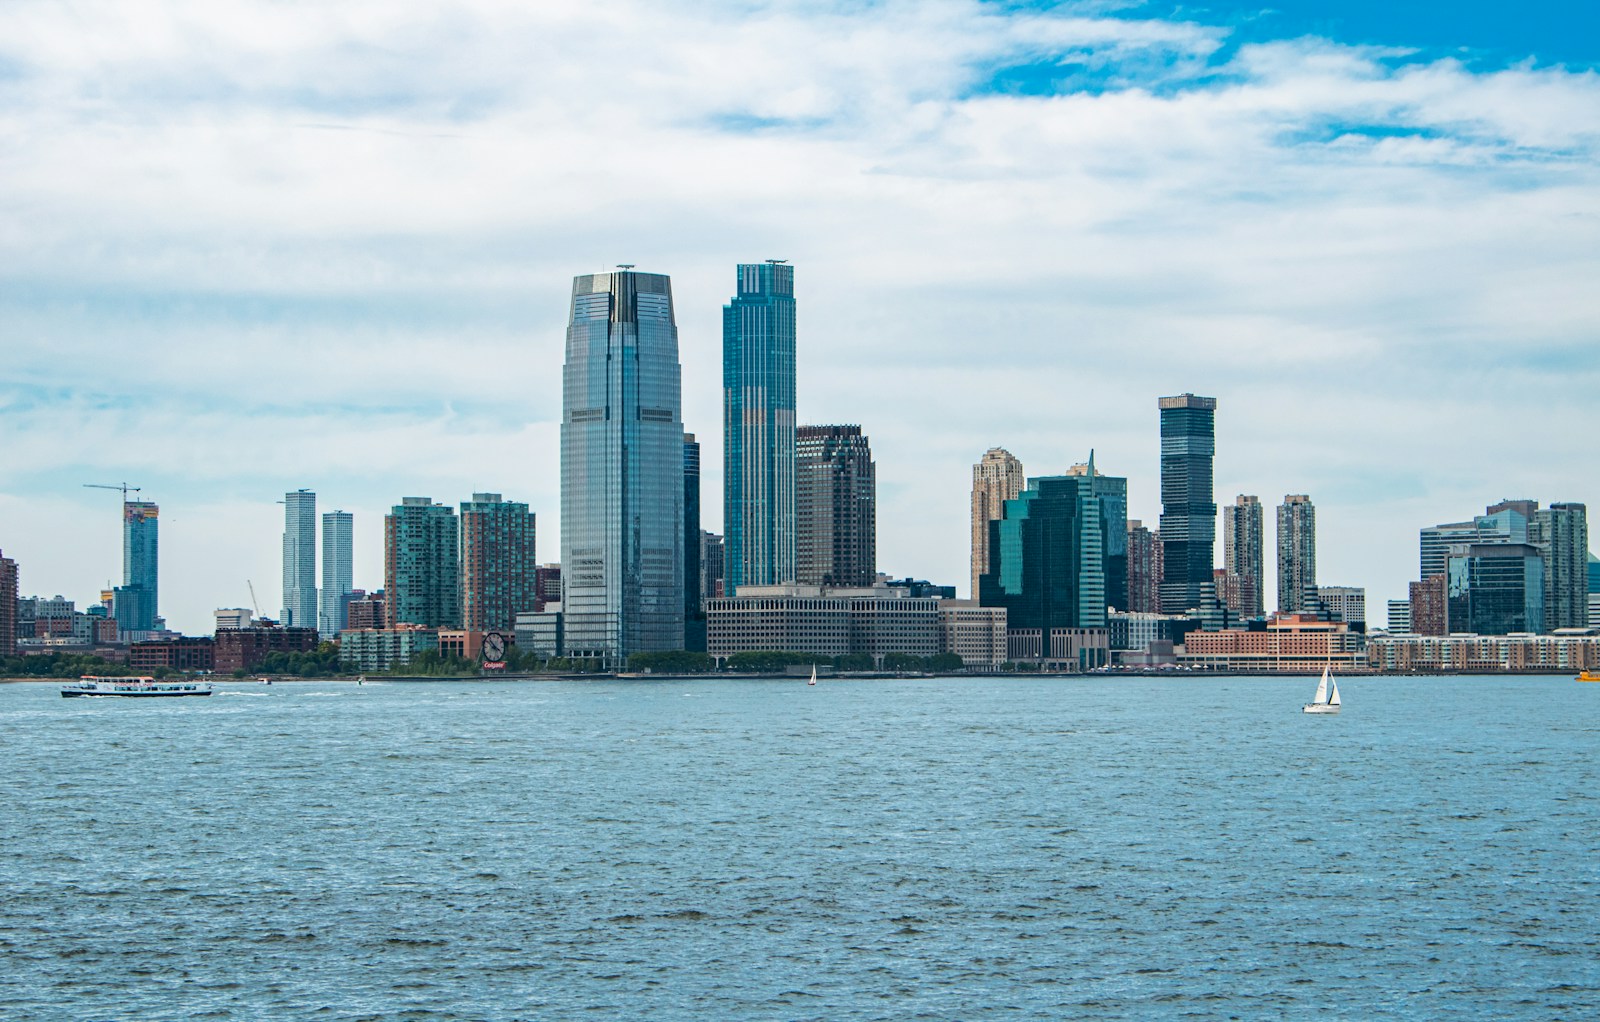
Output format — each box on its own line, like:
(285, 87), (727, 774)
(684, 433), (705, 651)
(723, 261), (797, 592)
(115, 500), (160, 632)
(460, 493), (536, 633)
(1067, 452), (1128, 612)
(384, 497), (460, 628)
(1158, 394), (1217, 614)
(1126, 520), (1163, 613)
(281, 489), (317, 629)
(971, 448), (1025, 599)
(701, 532), (725, 600)
(0, 549), (16, 657)
(979, 467), (1124, 633)
(319, 510), (353, 638)
(1222, 494), (1264, 617)
(1533, 502), (1588, 631)
(1448, 543), (1544, 635)
(1277, 494), (1316, 613)
(561, 269), (685, 661)
(796, 425), (876, 588)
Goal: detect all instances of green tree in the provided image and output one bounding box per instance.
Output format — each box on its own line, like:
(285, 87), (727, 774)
(627, 650), (715, 673)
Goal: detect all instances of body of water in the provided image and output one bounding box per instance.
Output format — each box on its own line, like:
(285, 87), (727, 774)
(2, 674), (1596, 1019)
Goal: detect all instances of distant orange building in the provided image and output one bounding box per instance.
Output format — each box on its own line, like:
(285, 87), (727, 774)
(1181, 614), (1363, 672)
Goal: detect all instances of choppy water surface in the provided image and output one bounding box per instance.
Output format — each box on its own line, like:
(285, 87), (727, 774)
(2, 675), (1597, 1020)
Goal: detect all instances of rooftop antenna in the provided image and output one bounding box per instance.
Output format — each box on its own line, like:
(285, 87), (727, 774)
(766, 258), (788, 264)
(616, 263), (635, 270)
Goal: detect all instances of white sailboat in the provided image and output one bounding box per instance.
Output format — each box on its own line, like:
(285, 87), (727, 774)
(1302, 665), (1341, 714)
(808, 664), (817, 686)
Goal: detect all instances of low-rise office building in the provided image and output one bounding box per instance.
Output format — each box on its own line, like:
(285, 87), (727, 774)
(130, 636), (215, 672)
(1366, 632), (1600, 671)
(1180, 614), (1364, 672)
(214, 626), (319, 673)
(338, 626), (439, 672)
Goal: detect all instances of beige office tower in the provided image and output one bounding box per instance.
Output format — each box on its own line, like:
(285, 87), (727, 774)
(971, 448), (1025, 598)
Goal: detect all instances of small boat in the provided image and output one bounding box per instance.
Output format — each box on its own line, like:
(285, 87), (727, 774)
(807, 664), (817, 686)
(1577, 670), (1600, 682)
(62, 676), (214, 698)
(1302, 665), (1341, 714)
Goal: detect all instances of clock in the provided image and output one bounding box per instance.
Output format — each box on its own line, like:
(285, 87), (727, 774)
(483, 632), (507, 663)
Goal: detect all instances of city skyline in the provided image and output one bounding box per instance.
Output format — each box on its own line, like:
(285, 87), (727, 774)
(3, 3), (1597, 634)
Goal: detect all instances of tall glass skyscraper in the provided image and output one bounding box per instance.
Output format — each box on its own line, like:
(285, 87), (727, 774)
(684, 433), (705, 651)
(971, 448), (1025, 600)
(561, 270), (685, 662)
(114, 501), (160, 632)
(281, 489), (318, 629)
(723, 261), (796, 594)
(319, 510), (353, 637)
(978, 472), (1118, 633)
(1158, 394), (1217, 614)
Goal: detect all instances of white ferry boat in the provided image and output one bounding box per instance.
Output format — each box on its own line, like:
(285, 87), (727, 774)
(61, 676), (214, 698)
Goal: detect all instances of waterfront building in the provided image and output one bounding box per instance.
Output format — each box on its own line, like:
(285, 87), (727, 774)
(514, 605), (564, 659)
(1386, 599), (1412, 633)
(130, 636), (215, 673)
(438, 630), (488, 663)
(214, 608), (253, 631)
(337, 626), (439, 672)
(796, 425), (876, 588)
(684, 434), (705, 651)
(1180, 614), (1364, 672)
(723, 261), (797, 593)
(280, 489), (317, 629)
(979, 464), (1124, 645)
(561, 269), (685, 662)
(319, 510), (354, 637)
(1367, 633), (1600, 672)
(1126, 520), (1162, 613)
(1222, 495), (1264, 616)
(345, 591), (385, 631)
(1447, 543), (1544, 636)
(1533, 503), (1588, 631)
(534, 564), (562, 611)
(700, 533), (725, 601)
(116, 500), (160, 633)
(1276, 494), (1316, 613)
(1420, 503), (1532, 582)
(1317, 586), (1366, 627)
(705, 584), (1006, 667)
(971, 448), (1025, 599)
(214, 625), (319, 673)
(1108, 610), (1198, 652)
(937, 601), (1010, 668)
(1410, 575), (1447, 636)
(1157, 394), (1217, 614)
(384, 498), (461, 628)
(1067, 454), (1128, 612)
(459, 493), (536, 633)
(0, 549), (15, 657)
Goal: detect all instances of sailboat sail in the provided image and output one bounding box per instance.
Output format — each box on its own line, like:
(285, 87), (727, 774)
(1328, 679), (1341, 706)
(1312, 667), (1330, 706)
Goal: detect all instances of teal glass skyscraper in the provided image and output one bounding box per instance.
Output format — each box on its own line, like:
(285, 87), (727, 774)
(723, 261), (796, 593)
(978, 471), (1116, 633)
(114, 500), (160, 632)
(561, 270), (685, 662)
(1158, 394), (1217, 614)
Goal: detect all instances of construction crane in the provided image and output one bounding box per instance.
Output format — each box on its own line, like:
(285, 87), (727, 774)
(247, 580), (262, 620)
(84, 482), (142, 501)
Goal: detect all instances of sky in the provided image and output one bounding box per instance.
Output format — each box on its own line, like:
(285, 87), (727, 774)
(1, 0), (1597, 635)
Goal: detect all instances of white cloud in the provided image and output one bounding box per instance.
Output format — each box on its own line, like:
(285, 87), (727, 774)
(1, 0), (1596, 631)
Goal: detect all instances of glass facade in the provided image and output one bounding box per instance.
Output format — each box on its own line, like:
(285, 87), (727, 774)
(281, 489), (318, 629)
(119, 501), (159, 631)
(1447, 543), (1544, 635)
(561, 271), (685, 662)
(384, 497), (460, 628)
(1222, 495), (1264, 617)
(979, 473), (1119, 633)
(319, 510), (353, 637)
(723, 262), (796, 592)
(1157, 394), (1216, 614)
